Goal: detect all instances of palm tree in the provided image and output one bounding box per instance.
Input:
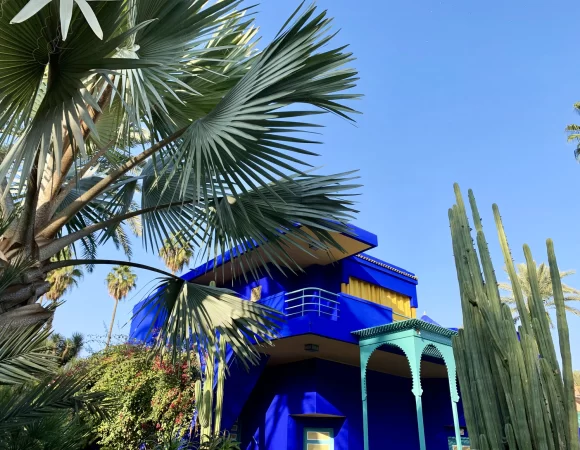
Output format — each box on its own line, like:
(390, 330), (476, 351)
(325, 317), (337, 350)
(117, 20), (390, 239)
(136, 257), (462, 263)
(0, 1), (360, 368)
(44, 247), (83, 329)
(159, 233), (194, 275)
(498, 261), (580, 326)
(105, 266), (137, 347)
(0, 257), (109, 440)
(566, 102), (580, 160)
(48, 332), (85, 366)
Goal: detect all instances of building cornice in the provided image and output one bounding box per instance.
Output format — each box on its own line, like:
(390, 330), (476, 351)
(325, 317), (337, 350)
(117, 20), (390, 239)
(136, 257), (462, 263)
(354, 253), (418, 281)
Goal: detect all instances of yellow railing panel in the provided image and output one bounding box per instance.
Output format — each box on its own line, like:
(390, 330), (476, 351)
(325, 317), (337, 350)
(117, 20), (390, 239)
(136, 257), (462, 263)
(341, 277), (412, 319)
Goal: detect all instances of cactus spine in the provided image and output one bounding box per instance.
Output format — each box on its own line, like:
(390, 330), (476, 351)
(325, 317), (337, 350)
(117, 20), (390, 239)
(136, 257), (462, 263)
(449, 184), (579, 450)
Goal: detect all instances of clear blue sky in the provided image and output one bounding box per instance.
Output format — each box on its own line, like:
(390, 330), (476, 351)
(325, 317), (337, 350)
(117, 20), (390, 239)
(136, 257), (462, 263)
(55, 0), (580, 363)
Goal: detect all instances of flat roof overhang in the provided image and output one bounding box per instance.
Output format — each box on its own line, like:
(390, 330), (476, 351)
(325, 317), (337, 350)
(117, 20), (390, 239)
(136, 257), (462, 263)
(184, 224), (377, 285)
(258, 334), (448, 379)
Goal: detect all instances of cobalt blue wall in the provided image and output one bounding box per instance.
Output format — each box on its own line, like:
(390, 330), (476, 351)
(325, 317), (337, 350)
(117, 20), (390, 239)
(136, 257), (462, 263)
(239, 358), (465, 450)
(129, 254), (420, 343)
(229, 263), (343, 299)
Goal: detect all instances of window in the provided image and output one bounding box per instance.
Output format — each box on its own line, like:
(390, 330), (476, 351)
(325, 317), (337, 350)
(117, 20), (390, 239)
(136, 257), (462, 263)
(304, 428), (334, 450)
(250, 285), (262, 302)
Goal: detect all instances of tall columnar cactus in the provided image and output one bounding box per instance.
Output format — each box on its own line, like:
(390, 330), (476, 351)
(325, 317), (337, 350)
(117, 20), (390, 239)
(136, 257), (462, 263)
(449, 184), (579, 450)
(195, 336), (228, 443)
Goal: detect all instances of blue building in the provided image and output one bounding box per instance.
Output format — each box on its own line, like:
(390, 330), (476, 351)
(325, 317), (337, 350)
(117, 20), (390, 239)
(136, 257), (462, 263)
(130, 226), (468, 450)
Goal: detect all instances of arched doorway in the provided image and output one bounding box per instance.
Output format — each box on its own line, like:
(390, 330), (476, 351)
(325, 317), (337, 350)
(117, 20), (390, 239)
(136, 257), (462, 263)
(354, 319), (463, 450)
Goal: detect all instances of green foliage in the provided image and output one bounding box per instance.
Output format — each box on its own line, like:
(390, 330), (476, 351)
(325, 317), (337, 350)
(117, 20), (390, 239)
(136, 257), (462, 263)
(194, 433), (241, 450)
(566, 102), (580, 160)
(194, 337), (227, 443)
(105, 265), (137, 347)
(0, 239), (108, 449)
(0, 410), (93, 450)
(47, 332), (85, 367)
(83, 343), (199, 449)
(498, 261), (580, 326)
(148, 431), (240, 450)
(449, 184), (579, 450)
(106, 265), (138, 301)
(46, 248), (84, 302)
(0, 323), (57, 385)
(0, 0), (361, 363)
(159, 232), (194, 275)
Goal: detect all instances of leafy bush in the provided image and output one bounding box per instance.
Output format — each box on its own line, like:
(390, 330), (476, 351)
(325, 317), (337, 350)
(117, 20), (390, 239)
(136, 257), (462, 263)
(149, 432), (240, 450)
(83, 343), (200, 449)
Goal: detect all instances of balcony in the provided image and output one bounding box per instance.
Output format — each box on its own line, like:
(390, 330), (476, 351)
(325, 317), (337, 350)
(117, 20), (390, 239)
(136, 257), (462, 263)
(257, 287), (411, 345)
(284, 288), (340, 320)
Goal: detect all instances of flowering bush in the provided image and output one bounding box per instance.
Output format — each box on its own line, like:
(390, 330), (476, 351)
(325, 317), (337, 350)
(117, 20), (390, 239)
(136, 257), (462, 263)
(83, 343), (199, 449)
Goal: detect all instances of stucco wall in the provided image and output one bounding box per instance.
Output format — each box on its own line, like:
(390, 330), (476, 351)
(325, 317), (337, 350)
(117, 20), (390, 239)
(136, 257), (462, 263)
(239, 358), (465, 450)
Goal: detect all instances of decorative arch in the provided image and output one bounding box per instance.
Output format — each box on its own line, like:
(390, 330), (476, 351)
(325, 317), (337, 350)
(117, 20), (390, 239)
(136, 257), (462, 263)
(360, 341), (419, 399)
(420, 342), (459, 402)
(353, 319), (462, 450)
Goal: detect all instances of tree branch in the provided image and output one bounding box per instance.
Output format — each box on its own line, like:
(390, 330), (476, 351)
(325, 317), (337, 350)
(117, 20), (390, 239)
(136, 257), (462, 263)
(52, 85), (114, 197)
(40, 127), (187, 239)
(43, 259), (178, 279)
(38, 199), (197, 261)
(36, 85), (114, 234)
(50, 139), (114, 215)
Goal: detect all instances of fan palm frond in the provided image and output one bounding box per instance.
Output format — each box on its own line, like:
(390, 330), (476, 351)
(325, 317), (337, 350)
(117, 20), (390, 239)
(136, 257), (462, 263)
(0, 324), (57, 385)
(0, 371), (111, 430)
(137, 278), (282, 370)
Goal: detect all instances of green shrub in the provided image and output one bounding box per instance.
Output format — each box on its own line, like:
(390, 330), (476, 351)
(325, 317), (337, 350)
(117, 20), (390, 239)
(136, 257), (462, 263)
(84, 343), (199, 449)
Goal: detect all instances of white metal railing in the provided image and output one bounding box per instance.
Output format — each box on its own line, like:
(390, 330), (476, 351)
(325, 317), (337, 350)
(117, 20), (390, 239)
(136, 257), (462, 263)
(284, 287), (340, 319)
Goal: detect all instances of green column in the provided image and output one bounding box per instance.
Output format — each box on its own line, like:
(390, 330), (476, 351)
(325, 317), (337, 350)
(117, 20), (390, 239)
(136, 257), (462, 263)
(451, 400), (462, 450)
(359, 345), (375, 450)
(401, 338), (427, 450)
(414, 393), (427, 450)
(439, 344), (462, 450)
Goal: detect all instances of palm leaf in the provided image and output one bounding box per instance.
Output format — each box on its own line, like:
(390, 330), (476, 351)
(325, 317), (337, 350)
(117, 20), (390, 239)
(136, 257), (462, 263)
(0, 0), (156, 190)
(141, 168), (359, 278)
(136, 279), (282, 369)
(160, 3), (359, 201)
(0, 324), (57, 385)
(0, 371), (112, 429)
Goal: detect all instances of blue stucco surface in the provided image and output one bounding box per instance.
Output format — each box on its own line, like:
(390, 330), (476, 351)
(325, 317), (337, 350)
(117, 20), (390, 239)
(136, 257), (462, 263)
(239, 358), (465, 450)
(125, 226), (468, 450)
(129, 255), (418, 344)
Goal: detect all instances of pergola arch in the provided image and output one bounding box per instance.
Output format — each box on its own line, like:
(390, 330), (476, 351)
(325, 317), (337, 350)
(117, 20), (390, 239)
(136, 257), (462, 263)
(360, 341), (418, 398)
(353, 319), (462, 450)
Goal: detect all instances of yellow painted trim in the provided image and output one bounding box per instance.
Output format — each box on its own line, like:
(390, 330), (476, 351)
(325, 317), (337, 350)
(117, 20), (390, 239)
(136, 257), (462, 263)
(341, 277), (412, 319)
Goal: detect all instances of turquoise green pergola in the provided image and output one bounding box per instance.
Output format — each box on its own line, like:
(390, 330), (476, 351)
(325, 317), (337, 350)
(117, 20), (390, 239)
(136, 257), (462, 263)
(353, 319), (461, 450)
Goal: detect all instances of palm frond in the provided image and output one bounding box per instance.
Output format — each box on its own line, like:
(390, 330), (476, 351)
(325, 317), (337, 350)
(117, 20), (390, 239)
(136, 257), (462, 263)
(0, 324), (57, 385)
(136, 278), (282, 369)
(11, 0), (106, 40)
(0, 410), (93, 450)
(160, 3), (359, 205)
(141, 167), (359, 278)
(0, 0), (155, 190)
(0, 371), (111, 429)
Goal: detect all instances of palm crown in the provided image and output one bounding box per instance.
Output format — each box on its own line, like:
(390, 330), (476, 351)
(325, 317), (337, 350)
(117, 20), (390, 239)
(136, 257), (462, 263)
(498, 261), (580, 327)
(0, 0), (361, 366)
(46, 248), (84, 302)
(106, 265), (138, 301)
(159, 233), (194, 275)
(105, 265), (137, 347)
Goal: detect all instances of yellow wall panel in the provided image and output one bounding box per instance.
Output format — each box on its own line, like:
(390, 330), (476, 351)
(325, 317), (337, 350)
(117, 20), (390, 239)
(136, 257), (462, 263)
(341, 277), (412, 319)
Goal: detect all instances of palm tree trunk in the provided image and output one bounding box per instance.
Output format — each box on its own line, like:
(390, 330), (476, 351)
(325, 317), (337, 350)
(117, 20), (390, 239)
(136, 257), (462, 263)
(106, 298), (119, 348)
